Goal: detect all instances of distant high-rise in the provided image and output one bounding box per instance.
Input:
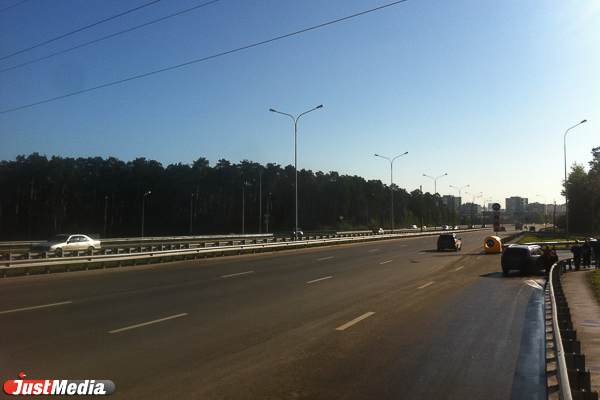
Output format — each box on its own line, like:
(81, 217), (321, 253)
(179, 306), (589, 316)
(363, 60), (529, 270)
(442, 195), (461, 209)
(505, 197), (528, 214)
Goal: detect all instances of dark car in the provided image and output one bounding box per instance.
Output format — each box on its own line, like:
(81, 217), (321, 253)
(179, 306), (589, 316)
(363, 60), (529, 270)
(501, 244), (544, 275)
(500, 226), (506, 232)
(437, 233), (462, 251)
(372, 228), (384, 235)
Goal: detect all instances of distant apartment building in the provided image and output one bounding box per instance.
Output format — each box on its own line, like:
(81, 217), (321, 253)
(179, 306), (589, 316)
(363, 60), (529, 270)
(526, 202), (547, 214)
(459, 203), (481, 215)
(442, 195), (461, 210)
(505, 197), (528, 214)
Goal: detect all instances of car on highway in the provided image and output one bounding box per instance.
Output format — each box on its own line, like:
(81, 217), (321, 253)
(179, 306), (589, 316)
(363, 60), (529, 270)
(372, 228), (384, 234)
(407, 225), (418, 229)
(292, 229), (304, 238)
(442, 225), (450, 230)
(529, 226), (536, 232)
(437, 233), (462, 252)
(501, 244), (544, 275)
(30, 234), (101, 254)
(500, 226), (506, 232)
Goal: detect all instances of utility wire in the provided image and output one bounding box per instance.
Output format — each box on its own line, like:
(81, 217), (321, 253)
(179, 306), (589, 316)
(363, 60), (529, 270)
(0, 0), (409, 115)
(0, 0), (32, 14)
(0, 0), (220, 74)
(0, 0), (162, 61)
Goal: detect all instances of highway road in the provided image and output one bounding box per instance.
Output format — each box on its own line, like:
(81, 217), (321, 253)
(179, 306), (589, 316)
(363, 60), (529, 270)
(0, 230), (548, 399)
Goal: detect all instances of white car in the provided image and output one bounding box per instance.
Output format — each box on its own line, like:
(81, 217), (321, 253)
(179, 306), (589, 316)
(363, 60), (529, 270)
(31, 234), (101, 253)
(407, 225), (418, 229)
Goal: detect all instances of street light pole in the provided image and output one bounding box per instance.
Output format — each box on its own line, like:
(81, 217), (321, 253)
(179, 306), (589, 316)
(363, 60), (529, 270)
(450, 184), (469, 227)
(423, 173), (447, 228)
(465, 191), (482, 226)
(564, 119), (587, 241)
(537, 194), (547, 230)
(375, 152), (409, 233)
(141, 191), (151, 238)
(270, 105), (323, 240)
(190, 193), (194, 236)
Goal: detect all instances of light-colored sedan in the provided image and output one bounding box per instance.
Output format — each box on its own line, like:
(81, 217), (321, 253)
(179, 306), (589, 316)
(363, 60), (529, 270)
(31, 234), (101, 253)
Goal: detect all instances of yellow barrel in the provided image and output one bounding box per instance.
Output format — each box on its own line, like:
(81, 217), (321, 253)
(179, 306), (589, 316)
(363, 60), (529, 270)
(484, 236), (502, 253)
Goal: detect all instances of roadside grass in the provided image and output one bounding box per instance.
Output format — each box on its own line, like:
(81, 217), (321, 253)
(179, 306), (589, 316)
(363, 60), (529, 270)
(518, 234), (588, 248)
(590, 269), (600, 307)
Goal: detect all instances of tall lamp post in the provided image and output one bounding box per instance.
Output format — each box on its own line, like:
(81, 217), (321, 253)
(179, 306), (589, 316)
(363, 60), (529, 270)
(465, 191), (482, 226)
(483, 197), (493, 226)
(141, 191), (151, 238)
(450, 184), (469, 227)
(564, 119), (587, 241)
(423, 173), (447, 228)
(537, 195), (547, 230)
(190, 193), (194, 236)
(269, 105), (323, 240)
(375, 152), (409, 233)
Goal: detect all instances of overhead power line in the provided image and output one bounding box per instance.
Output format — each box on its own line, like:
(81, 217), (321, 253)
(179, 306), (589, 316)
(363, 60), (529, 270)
(0, 0), (220, 74)
(0, 0), (162, 61)
(0, 0), (409, 115)
(0, 0), (32, 14)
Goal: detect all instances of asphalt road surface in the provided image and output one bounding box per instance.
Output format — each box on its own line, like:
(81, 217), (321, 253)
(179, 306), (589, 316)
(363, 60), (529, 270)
(0, 230), (548, 399)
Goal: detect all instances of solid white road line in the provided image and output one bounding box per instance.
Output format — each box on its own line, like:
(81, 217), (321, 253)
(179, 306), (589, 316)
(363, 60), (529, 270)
(307, 276), (333, 284)
(0, 301), (73, 315)
(221, 271), (253, 278)
(379, 260), (393, 265)
(418, 281), (435, 289)
(317, 257), (334, 261)
(335, 312), (375, 331)
(109, 313), (188, 333)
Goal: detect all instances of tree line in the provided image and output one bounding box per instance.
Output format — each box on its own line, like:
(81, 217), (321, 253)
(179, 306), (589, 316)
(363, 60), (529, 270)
(562, 146), (600, 236)
(0, 153), (462, 241)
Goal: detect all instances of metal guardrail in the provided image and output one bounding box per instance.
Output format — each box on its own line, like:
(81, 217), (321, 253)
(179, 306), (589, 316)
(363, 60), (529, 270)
(547, 259), (598, 400)
(1, 229), (463, 278)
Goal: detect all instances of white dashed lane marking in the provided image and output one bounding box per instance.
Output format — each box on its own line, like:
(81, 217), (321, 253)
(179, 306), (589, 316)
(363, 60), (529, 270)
(221, 271), (253, 278)
(109, 313), (188, 334)
(418, 282), (435, 289)
(0, 301), (73, 314)
(335, 312), (375, 331)
(307, 276), (333, 284)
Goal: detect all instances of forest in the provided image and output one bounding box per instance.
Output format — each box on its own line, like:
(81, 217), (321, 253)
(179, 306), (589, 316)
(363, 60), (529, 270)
(1, 149), (597, 241)
(0, 153), (459, 241)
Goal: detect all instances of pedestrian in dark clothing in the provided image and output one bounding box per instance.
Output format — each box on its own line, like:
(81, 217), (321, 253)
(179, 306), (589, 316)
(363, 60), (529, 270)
(542, 245), (558, 274)
(582, 240), (592, 268)
(571, 240), (583, 271)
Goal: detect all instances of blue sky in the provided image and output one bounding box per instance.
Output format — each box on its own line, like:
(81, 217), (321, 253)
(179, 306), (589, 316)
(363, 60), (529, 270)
(1, 0), (598, 209)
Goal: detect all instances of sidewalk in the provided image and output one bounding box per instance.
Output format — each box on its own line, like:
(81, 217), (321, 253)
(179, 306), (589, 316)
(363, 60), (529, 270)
(561, 267), (600, 393)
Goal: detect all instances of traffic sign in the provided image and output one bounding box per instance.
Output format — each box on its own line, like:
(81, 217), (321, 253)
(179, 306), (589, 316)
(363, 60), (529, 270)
(492, 203), (501, 212)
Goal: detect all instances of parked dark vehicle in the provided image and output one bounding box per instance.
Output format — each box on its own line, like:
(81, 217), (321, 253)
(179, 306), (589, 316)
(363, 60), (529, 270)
(437, 233), (462, 251)
(501, 244), (544, 275)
